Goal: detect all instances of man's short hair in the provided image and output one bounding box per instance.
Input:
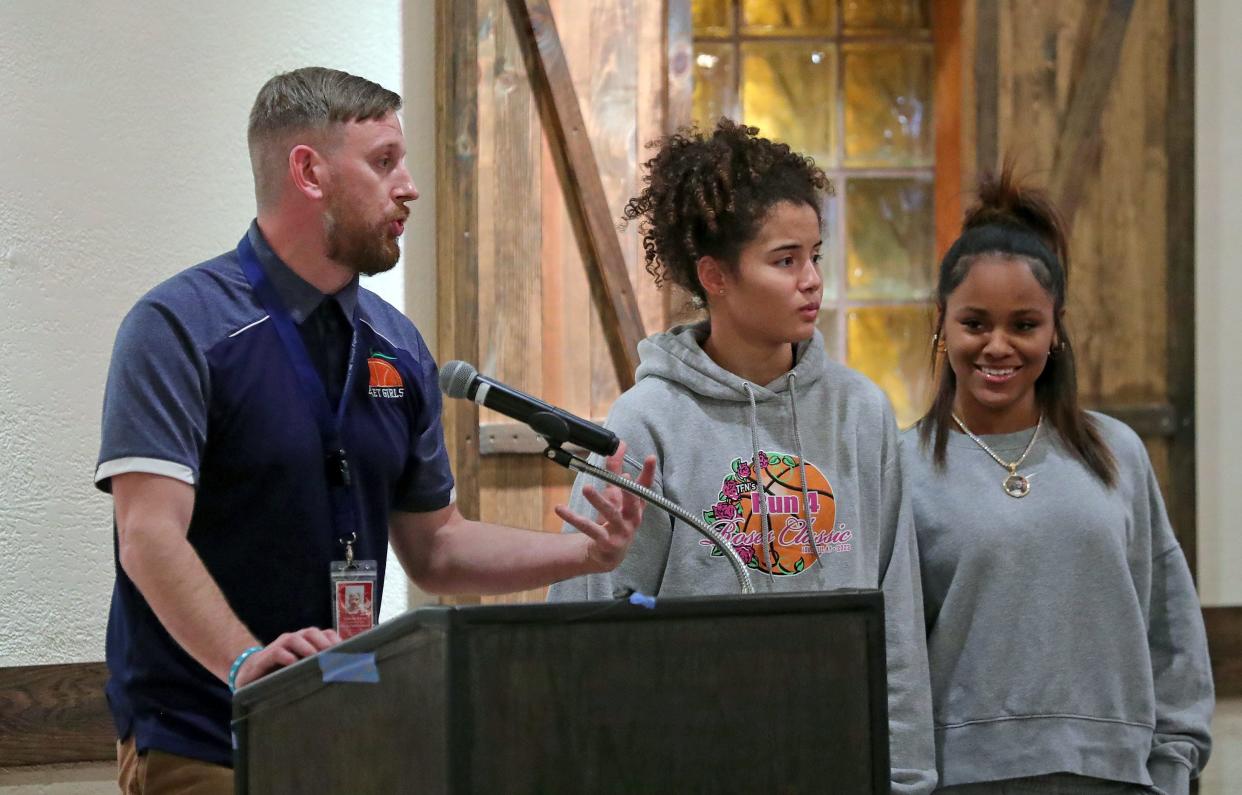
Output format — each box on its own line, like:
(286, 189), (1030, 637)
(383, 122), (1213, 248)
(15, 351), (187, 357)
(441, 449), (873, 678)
(248, 67), (402, 208)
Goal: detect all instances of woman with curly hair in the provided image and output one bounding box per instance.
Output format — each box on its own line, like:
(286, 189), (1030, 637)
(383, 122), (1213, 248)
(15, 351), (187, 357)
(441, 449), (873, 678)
(904, 168), (1213, 793)
(548, 119), (937, 794)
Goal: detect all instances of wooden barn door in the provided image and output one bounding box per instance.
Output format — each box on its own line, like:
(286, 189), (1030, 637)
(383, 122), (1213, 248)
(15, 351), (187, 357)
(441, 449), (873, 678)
(435, 0), (674, 605)
(941, 0), (1196, 566)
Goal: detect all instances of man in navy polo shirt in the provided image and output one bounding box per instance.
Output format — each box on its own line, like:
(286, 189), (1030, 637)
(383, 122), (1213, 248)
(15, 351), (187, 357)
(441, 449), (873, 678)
(96, 67), (655, 793)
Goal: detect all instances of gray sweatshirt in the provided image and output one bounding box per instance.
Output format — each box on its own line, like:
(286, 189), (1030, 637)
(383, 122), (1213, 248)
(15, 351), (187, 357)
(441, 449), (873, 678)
(899, 414), (1213, 794)
(547, 323), (938, 794)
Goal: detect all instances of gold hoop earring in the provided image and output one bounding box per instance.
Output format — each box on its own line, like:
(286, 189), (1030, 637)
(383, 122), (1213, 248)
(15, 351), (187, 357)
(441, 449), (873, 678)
(932, 333), (947, 354)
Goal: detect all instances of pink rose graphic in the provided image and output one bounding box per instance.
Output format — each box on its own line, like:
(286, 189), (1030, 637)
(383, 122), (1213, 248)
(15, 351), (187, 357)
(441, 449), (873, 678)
(757, 451), (769, 468)
(733, 545), (754, 564)
(722, 478), (740, 501)
(736, 461), (751, 479)
(712, 501), (738, 520)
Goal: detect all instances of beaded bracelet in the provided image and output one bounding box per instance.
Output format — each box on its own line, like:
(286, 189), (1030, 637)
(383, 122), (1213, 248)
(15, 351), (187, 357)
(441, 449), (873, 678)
(228, 645), (264, 693)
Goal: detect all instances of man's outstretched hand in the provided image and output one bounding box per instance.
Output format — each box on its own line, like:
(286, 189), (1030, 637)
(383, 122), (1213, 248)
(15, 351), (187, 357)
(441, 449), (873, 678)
(554, 442), (658, 574)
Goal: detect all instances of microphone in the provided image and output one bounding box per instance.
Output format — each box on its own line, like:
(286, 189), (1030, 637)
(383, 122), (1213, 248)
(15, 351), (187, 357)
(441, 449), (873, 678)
(438, 360), (619, 457)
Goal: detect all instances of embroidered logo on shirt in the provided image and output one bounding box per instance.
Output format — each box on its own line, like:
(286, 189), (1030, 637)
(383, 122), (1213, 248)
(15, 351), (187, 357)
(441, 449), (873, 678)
(367, 352), (405, 399)
(700, 451), (849, 575)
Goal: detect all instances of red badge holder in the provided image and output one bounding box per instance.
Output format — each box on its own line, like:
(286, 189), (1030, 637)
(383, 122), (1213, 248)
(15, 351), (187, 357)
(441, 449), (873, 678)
(330, 533), (377, 640)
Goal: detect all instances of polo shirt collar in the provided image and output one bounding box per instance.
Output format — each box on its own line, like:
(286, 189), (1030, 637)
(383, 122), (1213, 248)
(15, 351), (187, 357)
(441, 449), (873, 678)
(246, 220), (360, 324)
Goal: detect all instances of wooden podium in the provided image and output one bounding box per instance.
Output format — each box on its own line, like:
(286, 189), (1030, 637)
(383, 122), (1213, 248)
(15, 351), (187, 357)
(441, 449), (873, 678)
(232, 591), (890, 794)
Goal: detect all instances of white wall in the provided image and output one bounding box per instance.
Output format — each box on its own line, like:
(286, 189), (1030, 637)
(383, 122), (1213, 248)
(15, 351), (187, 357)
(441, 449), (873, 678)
(1196, 0), (1242, 606)
(0, 0), (435, 666)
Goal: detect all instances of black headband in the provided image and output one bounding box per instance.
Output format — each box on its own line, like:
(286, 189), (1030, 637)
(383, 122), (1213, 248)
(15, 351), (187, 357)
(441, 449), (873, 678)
(939, 222), (1063, 287)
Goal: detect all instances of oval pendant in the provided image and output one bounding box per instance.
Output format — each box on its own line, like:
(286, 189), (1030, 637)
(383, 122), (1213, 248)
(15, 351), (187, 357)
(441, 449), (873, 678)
(1003, 473), (1030, 498)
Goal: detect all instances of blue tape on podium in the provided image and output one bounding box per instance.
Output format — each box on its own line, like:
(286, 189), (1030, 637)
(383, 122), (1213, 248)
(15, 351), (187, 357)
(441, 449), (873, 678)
(628, 592), (656, 609)
(318, 652), (380, 683)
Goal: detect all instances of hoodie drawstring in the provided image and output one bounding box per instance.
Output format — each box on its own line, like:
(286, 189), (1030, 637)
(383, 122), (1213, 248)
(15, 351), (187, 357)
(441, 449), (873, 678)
(742, 383), (776, 587)
(787, 372), (822, 570)
(742, 373), (821, 588)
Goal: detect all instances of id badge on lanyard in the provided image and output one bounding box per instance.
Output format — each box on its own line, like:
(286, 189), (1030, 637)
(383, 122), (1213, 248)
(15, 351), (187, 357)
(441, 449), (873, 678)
(237, 233), (377, 639)
(331, 533), (377, 639)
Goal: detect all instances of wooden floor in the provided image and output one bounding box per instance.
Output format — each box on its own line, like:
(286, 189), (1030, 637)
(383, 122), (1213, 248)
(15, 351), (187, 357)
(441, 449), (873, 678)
(2, 700), (1240, 793)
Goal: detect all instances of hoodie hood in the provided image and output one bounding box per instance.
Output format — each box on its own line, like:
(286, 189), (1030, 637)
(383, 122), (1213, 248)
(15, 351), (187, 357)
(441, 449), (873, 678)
(634, 320), (829, 403)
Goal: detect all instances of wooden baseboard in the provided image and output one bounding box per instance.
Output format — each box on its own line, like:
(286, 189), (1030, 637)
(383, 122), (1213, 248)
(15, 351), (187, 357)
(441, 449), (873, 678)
(2, 605), (1239, 767)
(0, 662), (113, 767)
(1204, 606), (1242, 698)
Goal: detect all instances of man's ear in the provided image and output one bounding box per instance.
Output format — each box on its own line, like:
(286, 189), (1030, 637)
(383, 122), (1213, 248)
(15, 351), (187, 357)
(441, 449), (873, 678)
(288, 144), (329, 201)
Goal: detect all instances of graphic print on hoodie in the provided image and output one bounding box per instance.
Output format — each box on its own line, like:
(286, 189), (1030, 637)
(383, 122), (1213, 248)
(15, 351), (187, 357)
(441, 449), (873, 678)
(702, 452), (854, 575)
(547, 321), (938, 795)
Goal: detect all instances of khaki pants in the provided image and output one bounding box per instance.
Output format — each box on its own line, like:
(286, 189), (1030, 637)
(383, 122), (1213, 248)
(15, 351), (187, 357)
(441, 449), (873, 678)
(116, 736), (233, 795)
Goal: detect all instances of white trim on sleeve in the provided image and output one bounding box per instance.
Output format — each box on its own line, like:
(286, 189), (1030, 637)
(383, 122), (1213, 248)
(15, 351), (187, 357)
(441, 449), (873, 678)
(94, 457), (196, 486)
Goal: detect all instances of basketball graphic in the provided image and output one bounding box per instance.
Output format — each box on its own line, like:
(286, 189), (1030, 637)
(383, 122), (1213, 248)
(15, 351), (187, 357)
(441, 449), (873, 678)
(702, 451), (840, 576)
(367, 352), (405, 398)
(368, 356), (403, 387)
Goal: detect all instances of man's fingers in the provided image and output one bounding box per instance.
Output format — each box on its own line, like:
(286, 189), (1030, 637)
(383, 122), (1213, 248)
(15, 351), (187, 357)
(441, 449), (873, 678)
(300, 627), (338, 652)
(603, 441), (628, 475)
(554, 505), (607, 543)
(283, 635), (319, 659)
(637, 454), (657, 487)
(620, 454), (658, 523)
(581, 485), (625, 531)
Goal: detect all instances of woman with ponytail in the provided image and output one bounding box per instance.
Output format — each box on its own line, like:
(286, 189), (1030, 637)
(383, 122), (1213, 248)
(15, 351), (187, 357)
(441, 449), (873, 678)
(902, 168), (1213, 793)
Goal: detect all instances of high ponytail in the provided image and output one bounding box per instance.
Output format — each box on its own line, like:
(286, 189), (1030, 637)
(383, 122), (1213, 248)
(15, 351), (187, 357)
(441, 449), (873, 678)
(917, 163), (1117, 487)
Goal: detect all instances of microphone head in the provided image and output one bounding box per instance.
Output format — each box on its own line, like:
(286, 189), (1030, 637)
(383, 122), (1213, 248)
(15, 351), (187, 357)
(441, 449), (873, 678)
(438, 360), (478, 399)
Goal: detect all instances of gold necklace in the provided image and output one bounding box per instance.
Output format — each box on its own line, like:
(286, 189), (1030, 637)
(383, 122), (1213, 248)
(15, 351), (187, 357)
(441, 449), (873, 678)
(951, 413), (1043, 498)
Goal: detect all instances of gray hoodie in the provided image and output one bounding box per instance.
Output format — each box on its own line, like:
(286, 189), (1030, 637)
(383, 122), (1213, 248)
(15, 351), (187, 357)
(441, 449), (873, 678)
(900, 414), (1213, 794)
(547, 323), (938, 794)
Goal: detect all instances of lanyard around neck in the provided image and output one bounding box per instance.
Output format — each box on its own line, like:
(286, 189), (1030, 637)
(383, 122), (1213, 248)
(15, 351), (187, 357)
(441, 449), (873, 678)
(236, 233), (362, 534)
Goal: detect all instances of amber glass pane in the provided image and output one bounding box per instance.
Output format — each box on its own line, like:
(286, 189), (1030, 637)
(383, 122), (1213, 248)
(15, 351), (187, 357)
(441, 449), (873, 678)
(845, 178), (934, 300)
(741, 43), (835, 164)
(816, 309), (843, 361)
(843, 44), (932, 167)
(847, 305), (934, 428)
(819, 191), (840, 302)
(843, 0), (930, 31)
(693, 43), (737, 126)
(741, 0), (836, 36)
(693, 0), (733, 37)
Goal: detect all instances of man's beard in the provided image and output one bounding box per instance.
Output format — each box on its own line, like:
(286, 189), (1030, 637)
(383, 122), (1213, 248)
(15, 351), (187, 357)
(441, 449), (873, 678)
(324, 195), (402, 276)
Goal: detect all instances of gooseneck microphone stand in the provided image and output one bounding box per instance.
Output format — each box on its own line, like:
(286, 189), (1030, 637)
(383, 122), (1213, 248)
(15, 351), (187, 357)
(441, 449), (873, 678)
(529, 412), (756, 595)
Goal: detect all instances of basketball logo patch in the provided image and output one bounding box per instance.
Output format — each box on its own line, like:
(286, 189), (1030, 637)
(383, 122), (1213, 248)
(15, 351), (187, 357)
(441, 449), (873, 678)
(700, 451), (851, 575)
(367, 352), (405, 399)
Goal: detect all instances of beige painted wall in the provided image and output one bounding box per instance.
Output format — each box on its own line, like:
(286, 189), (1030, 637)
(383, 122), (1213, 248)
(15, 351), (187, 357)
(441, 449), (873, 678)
(1195, 0), (1242, 607)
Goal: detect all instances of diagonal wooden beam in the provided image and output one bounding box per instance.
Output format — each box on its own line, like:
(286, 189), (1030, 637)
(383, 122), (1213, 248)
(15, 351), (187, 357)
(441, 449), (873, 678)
(1049, 0), (1135, 226)
(505, 0), (644, 390)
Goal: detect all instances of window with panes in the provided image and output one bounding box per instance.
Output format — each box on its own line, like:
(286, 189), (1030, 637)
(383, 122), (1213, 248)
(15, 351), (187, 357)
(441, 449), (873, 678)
(691, 0), (934, 426)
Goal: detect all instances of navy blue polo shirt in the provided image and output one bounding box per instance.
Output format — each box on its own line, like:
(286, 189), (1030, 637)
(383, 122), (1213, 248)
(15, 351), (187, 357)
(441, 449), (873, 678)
(95, 222), (453, 766)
